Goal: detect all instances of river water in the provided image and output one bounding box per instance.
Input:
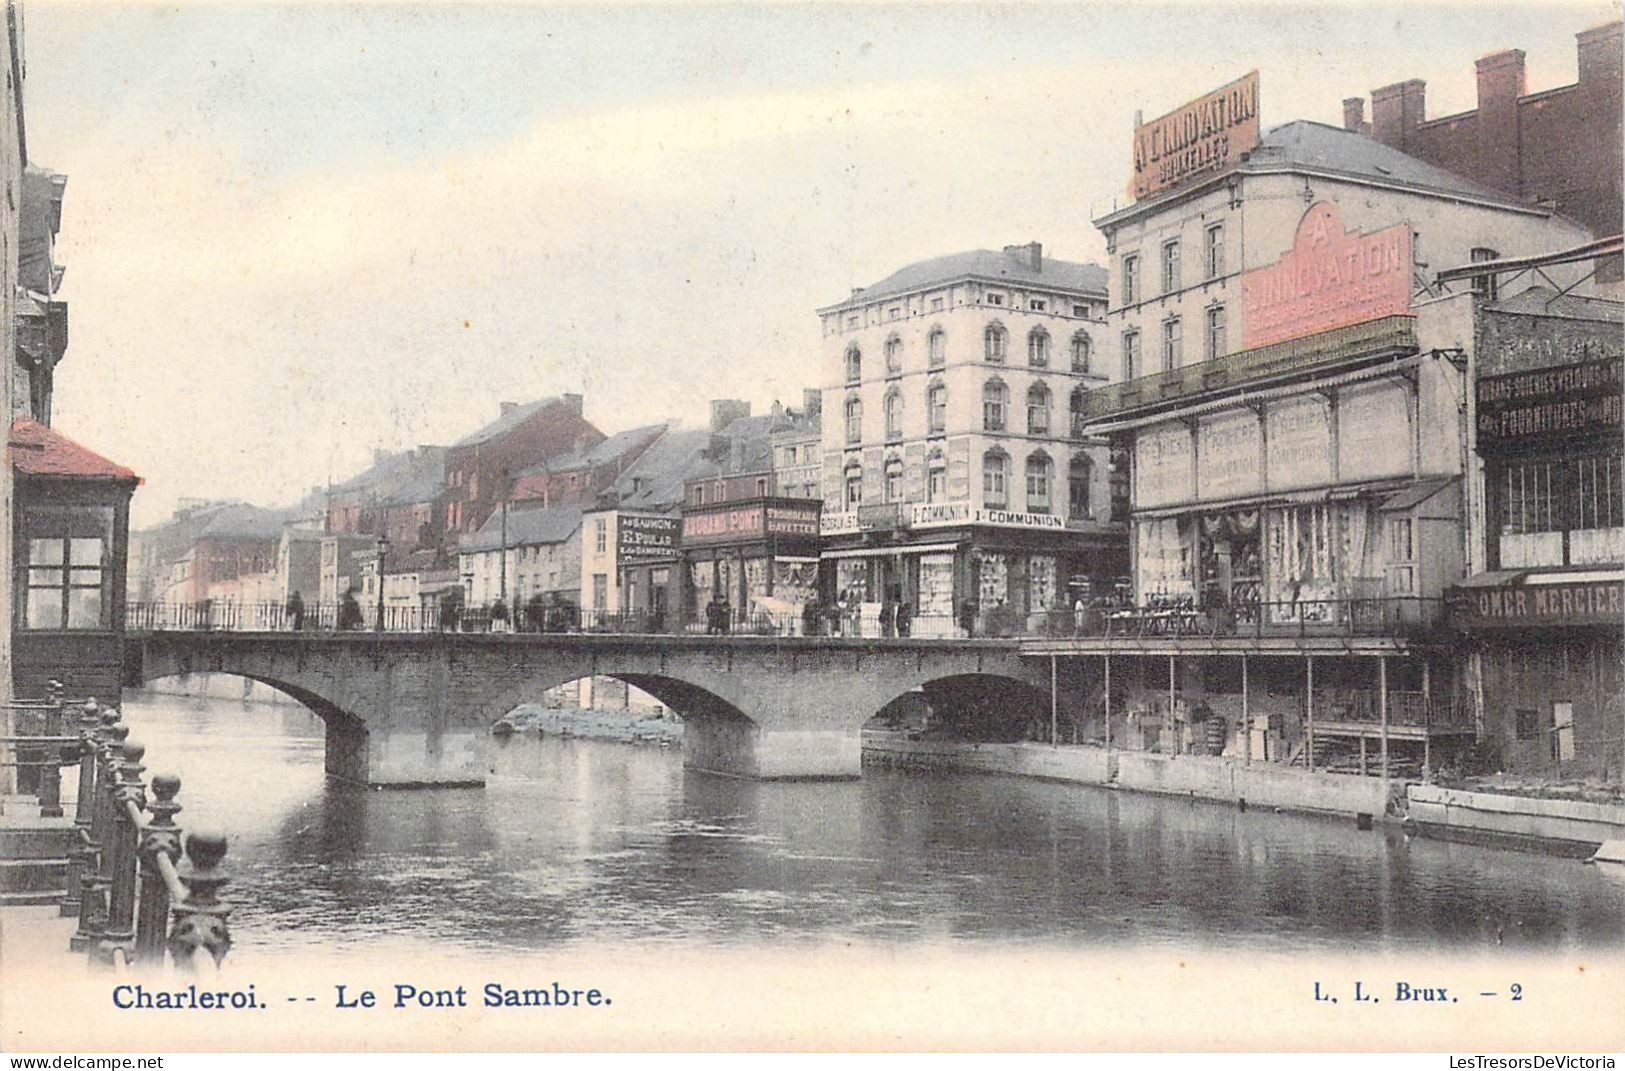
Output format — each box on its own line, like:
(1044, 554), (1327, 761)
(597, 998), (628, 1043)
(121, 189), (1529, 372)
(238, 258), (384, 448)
(118, 693), (1624, 959)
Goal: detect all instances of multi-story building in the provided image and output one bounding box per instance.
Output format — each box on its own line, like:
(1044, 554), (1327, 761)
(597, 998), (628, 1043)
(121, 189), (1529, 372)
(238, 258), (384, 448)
(14, 165), (67, 423)
(458, 505), (584, 614)
(1442, 280), (1623, 780)
(441, 395), (603, 539)
(677, 470), (821, 630)
(1341, 21), (1622, 283)
(0, 5), (23, 713)
(509, 422), (665, 509)
(817, 242), (1125, 637)
(325, 445), (448, 551)
(769, 391), (822, 501)
(1057, 73), (1607, 773)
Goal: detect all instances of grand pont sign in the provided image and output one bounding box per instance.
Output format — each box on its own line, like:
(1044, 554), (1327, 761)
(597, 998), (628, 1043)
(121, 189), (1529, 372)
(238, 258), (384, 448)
(1241, 202), (1412, 349)
(682, 502), (820, 544)
(1131, 71), (1260, 200)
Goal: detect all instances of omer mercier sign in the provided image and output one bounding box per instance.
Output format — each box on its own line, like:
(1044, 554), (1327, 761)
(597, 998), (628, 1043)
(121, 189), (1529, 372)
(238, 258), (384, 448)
(1131, 71), (1260, 200)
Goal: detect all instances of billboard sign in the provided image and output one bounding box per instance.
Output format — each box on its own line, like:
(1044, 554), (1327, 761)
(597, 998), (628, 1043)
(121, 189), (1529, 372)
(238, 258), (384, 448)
(1241, 202), (1412, 349)
(1131, 71), (1260, 200)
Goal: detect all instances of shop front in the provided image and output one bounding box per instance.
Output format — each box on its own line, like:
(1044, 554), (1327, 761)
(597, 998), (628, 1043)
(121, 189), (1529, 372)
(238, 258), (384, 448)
(678, 497), (820, 632)
(604, 511), (683, 631)
(820, 502), (1124, 638)
(1453, 305), (1624, 781)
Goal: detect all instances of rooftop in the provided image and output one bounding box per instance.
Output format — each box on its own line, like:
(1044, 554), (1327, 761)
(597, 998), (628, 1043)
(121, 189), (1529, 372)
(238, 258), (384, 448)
(514, 422), (666, 477)
(1485, 284), (1625, 324)
(196, 503), (289, 542)
(1098, 119), (1541, 228)
(602, 428), (720, 512)
(9, 417), (139, 482)
(329, 445), (447, 506)
(821, 245), (1108, 313)
(452, 396), (578, 449)
(461, 504), (585, 552)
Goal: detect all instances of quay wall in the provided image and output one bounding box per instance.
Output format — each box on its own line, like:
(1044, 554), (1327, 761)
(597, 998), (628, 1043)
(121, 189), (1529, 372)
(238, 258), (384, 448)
(1407, 784), (1625, 854)
(864, 734), (1395, 818)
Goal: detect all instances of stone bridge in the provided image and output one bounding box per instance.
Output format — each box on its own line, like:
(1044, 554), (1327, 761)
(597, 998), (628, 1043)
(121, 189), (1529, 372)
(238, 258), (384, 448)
(122, 632), (1084, 785)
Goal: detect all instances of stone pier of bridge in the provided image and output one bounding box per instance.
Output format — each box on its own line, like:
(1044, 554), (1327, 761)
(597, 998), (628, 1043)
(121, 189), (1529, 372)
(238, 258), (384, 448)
(124, 632), (1075, 786)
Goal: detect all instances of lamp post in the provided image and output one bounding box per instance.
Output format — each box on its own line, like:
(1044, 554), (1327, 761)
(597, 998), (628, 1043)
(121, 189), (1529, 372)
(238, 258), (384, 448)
(375, 533), (390, 631)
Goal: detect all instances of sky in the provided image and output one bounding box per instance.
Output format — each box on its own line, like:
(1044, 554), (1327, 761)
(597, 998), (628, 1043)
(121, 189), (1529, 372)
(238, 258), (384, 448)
(20, 0), (1620, 526)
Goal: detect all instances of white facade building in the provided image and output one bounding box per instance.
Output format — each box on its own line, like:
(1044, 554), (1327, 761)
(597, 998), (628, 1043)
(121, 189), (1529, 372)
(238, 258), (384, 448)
(817, 243), (1128, 635)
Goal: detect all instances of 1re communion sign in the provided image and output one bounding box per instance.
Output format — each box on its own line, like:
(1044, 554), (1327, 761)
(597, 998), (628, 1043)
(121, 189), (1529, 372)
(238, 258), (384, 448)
(1241, 201), (1413, 349)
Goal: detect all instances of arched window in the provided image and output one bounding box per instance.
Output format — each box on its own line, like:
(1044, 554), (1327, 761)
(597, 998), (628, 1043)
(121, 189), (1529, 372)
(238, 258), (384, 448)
(1027, 328), (1050, 368)
(984, 322), (1008, 363)
(926, 449), (948, 503)
(844, 395), (863, 444)
(884, 456), (904, 502)
(844, 462), (864, 507)
(982, 380), (1008, 432)
(884, 334), (903, 374)
(1069, 455), (1093, 520)
(927, 379), (947, 434)
(1026, 453), (1053, 514)
(845, 345), (862, 384)
(1027, 382), (1051, 435)
(983, 450), (1010, 509)
(1070, 331), (1092, 373)
(927, 327), (947, 367)
(883, 388), (903, 440)
(1069, 387), (1088, 439)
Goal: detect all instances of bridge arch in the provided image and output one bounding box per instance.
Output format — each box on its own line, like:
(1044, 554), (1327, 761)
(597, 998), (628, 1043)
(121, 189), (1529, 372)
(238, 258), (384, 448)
(124, 632), (1056, 785)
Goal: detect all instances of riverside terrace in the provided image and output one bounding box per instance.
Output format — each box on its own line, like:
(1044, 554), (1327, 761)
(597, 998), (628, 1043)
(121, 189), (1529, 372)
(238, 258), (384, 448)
(120, 591), (1457, 785)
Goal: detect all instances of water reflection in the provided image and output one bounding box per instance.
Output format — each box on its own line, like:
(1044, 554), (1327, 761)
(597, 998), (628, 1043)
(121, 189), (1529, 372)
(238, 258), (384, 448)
(120, 694), (1623, 958)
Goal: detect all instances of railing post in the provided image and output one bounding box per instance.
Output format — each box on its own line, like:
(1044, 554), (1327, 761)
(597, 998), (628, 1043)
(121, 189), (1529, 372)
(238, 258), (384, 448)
(135, 774), (183, 966)
(169, 830), (231, 972)
(37, 681), (65, 817)
(71, 711), (124, 953)
(61, 699), (102, 918)
(94, 739), (146, 969)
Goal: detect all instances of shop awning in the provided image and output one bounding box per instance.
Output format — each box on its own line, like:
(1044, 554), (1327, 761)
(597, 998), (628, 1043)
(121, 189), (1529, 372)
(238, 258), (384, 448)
(1378, 476), (1457, 512)
(774, 556), (821, 564)
(821, 542), (960, 561)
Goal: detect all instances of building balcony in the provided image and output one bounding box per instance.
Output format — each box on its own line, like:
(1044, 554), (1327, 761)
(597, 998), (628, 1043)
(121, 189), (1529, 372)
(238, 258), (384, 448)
(1079, 315), (1418, 426)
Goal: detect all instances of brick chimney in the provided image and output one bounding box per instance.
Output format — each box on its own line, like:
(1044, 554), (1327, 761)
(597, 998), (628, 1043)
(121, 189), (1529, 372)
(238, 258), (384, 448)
(1370, 79), (1426, 152)
(499, 401), (518, 416)
(1577, 22), (1623, 95)
(803, 388), (821, 417)
(1004, 242), (1043, 271)
(709, 398), (750, 433)
(1342, 97), (1368, 135)
(1474, 50), (1526, 196)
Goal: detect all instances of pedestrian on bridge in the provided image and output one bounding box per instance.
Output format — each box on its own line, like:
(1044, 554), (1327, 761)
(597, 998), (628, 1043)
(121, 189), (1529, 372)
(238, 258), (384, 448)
(286, 590), (306, 631)
(338, 588), (365, 631)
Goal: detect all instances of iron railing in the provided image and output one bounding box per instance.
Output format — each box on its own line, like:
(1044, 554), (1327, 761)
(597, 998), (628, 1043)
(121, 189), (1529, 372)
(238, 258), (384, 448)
(1, 691), (231, 971)
(126, 593), (1445, 641)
